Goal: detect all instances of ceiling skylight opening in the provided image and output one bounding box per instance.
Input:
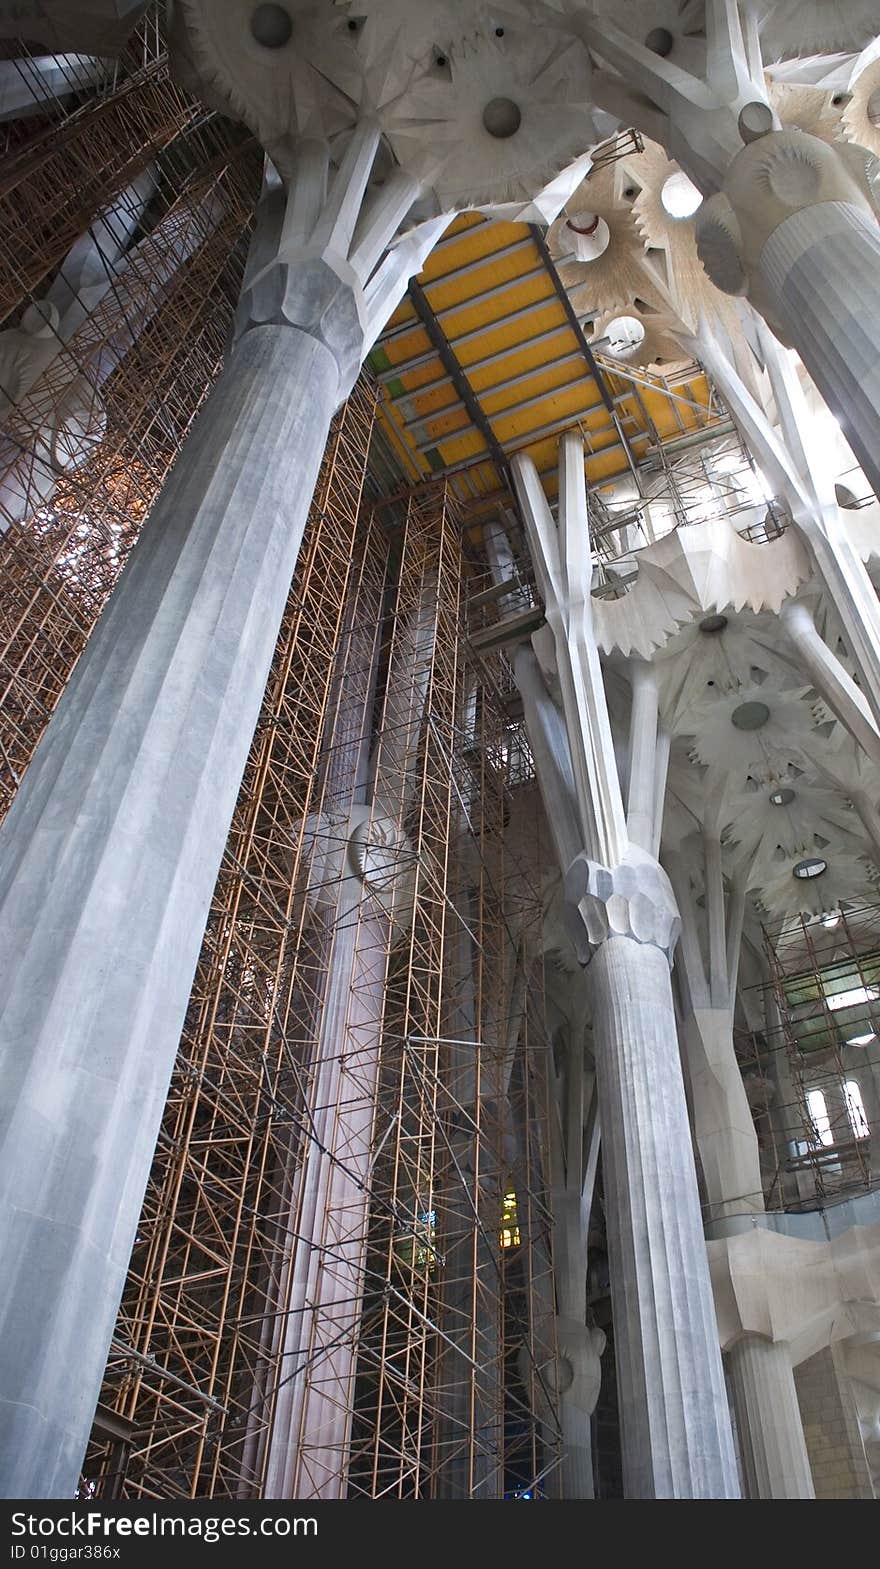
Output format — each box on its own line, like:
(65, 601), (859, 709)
(661, 170), (702, 219)
(604, 315), (646, 359)
(565, 212), (611, 262)
(770, 787), (795, 807)
(732, 701), (770, 731)
(846, 1031), (876, 1048)
(793, 856), (827, 880)
(825, 984), (879, 1011)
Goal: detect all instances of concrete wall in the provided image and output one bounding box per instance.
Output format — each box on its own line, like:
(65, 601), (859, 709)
(795, 1345), (875, 1499)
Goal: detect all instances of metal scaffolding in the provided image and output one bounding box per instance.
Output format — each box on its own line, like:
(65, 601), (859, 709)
(758, 906), (880, 1208)
(0, 16), (562, 1495)
(0, 7), (197, 320)
(0, 109), (260, 820)
(70, 463), (560, 1500)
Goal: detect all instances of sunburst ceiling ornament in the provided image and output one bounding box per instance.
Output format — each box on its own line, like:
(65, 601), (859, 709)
(174, 2), (606, 215)
(546, 163), (656, 316)
(658, 609), (806, 723)
(678, 681), (819, 777)
(754, 845), (873, 919)
(575, 0), (708, 75)
(172, 1), (353, 163)
(364, 3), (604, 213)
(754, 2), (880, 62)
(725, 773), (865, 865)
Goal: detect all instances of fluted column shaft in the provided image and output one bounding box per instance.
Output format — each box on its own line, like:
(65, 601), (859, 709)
(264, 897), (389, 1498)
(0, 322), (339, 1498)
(728, 1335), (814, 1499)
(587, 930), (739, 1498)
(761, 203), (880, 503)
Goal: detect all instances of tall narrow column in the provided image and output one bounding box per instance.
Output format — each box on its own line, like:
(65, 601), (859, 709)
(728, 1336), (815, 1500)
(567, 853), (739, 1498)
(780, 600), (880, 771)
(696, 128), (880, 502)
(513, 438), (739, 1498)
(0, 322), (338, 1499)
(0, 128), (443, 1499)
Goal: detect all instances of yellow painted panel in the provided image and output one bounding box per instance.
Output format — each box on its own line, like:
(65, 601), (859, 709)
(382, 323), (432, 363)
(454, 298), (566, 368)
(462, 323), (573, 386)
(419, 218), (528, 283)
(479, 359), (594, 420)
(493, 383), (612, 444)
(433, 276), (557, 341)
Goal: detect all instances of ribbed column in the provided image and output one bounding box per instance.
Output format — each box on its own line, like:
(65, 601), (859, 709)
(761, 202), (880, 502)
(565, 843), (740, 1498)
(588, 934), (739, 1497)
(728, 1335), (815, 1499)
(265, 898), (389, 1499)
(0, 322), (339, 1498)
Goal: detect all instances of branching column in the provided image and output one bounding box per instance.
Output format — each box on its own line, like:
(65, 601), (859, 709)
(578, 4), (880, 500)
(667, 831), (814, 1499)
(697, 129), (880, 502)
(513, 438), (739, 1498)
(0, 126), (443, 1499)
(693, 321), (880, 739)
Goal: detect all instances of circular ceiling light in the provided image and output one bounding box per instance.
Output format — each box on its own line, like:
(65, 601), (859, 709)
(769, 787), (795, 807)
(731, 701), (770, 731)
(251, 3), (293, 47)
(604, 315), (646, 358)
(821, 912), (840, 928)
(793, 857), (827, 880)
(661, 171), (702, 220)
(483, 98), (522, 139)
(699, 613), (728, 634)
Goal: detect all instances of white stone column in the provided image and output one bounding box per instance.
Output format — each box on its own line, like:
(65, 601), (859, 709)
(668, 842), (816, 1496)
(514, 435), (739, 1498)
(781, 600), (880, 772)
(626, 661), (660, 855)
(696, 129), (880, 502)
(0, 130), (444, 1500)
(727, 1335), (815, 1499)
(0, 322), (337, 1501)
(566, 853), (739, 1498)
(264, 554), (440, 1499)
(667, 845), (765, 1227)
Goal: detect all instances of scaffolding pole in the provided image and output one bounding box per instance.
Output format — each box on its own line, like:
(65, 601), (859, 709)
(0, 120), (259, 820)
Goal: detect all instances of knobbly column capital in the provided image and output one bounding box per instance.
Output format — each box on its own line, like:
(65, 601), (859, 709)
(696, 128), (880, 338)
(564, 846), (681, 966)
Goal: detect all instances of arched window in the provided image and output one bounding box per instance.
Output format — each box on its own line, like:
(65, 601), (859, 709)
(806, 1088), (833, 1147)
(844, 1081), (870, 1141)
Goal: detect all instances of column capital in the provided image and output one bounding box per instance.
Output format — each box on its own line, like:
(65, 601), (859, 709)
(564, 847), (681, 966)
(695, 128), (880, 338)
(235, 250), (363, 397)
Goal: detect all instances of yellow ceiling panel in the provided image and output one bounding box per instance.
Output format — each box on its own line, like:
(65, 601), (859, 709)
(372, 207), (718, 512)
